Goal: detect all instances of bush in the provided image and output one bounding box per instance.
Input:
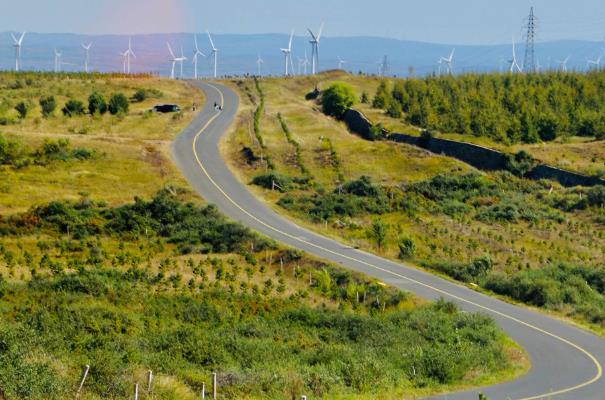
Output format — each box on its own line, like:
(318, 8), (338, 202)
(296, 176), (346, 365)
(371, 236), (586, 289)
(108, 93), (129, 115)
(62, 99), (85, 117)
(365, 123), (386, 141)
(252, 172), (294, 192)
(587, 185), (605, 207)
(430, 256), (493, 283)
(39, 96), (57, 117)
(398, 237), (416, 259)
(14, 101), (30, 119)
(321, 83), (356, 119)
(386, 100), (402, 119)
(503, 151), (536, 177)
(132, 89), (148, 103)
(88, 92), (108, 115)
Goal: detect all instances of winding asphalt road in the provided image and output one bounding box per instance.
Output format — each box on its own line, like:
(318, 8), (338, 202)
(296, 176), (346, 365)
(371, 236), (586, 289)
(172, 81), (605, 399)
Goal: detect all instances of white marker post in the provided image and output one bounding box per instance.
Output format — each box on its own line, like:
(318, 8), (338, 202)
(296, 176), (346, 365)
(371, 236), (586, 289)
(212, 373), (217, 399)
(147, 370), (153, 393)
(134, 383), (139, 400)
(201, 382), (206, 399)
(76, 364), (90, 398)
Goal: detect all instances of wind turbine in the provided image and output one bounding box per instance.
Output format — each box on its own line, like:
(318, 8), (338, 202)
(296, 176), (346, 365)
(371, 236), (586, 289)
(308, 23), (324, 74)
(587, 54), (602, 70)
(509, 38), (522, 73)
(337, 56), (346, 70)
(557, 56), (570, 72)
(168, 43), (187, 79)
(192, 35), (206, 80)
(207, 31), (218, 78)
(280, 30), (294, 76)
(11, 32), (26, 72)
(122, 38), (136, 74)
(256, 54), (264, 76)
(81, 42), (92, 73)
(439, 48), (455, 75)
(54, 48), (62, 73)
(302, 49), (310, 75)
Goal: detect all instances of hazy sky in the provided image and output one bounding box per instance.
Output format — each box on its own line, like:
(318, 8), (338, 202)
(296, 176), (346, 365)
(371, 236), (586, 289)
(1, 0), (605, 44)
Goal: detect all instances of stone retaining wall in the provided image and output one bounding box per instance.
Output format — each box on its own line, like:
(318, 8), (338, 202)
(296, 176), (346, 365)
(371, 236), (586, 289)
(343, 108), (605, 188)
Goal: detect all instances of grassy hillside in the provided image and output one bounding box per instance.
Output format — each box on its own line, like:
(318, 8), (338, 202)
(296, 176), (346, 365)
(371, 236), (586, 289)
(224, 73), (605, 332)
(0, 72), (525, 399)
(0, 72), (202, 213)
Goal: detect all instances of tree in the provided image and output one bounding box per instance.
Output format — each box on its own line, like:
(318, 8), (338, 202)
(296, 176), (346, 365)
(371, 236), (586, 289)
(321, 82), (356, 118)
(372, 81), (390, 109)
(88, 92), (108, 115)
(370, 219), (388, 250)
(108, 93), (129, 115)
(14, 101), (30, 119)
(39, 96), (57, 117)
(62, 100), (85, 117)
(536, 113), (560, 142)
(360, 92), (369, 104)
(386, 100), (403, 119)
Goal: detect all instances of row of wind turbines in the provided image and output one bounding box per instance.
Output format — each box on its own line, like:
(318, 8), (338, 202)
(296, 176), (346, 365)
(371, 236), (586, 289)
(436, 38), (605, 76)
(7, 29), (605, 78)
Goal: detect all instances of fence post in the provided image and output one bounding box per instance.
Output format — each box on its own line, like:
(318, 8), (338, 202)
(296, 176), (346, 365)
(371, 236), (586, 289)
(212, 373), (217, 399)
(76, 364), (90, 398)
(201, 382), (206, 399)
(134, 383), (139, 400)
(147, 370), (153, 393)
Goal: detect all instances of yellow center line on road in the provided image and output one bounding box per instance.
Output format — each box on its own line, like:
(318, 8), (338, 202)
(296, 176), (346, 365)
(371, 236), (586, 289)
(191, 82), (602, 400)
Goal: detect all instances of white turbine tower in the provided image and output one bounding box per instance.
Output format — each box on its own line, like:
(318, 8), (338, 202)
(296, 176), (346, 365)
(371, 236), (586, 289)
(54, 48), (62, 73)
(337, 56), (346, 70)
(302, 49), (310, 75)
(509, 38), (522, 73)
(207, 31), (218, 78)
(439, 48), (455, 75)
(167, 43), (187, 79)
(192, 35), (206, 80)
(280, 30), (294, 76)
(122, 38), (136, 74)
(557, 56), (570, 72)
(256, 54), (264, 76)
(308, 23), (323, 74)
(11, 32), (26, 72)
(81, 42), (92, 73)
(587, 55), (602, 70)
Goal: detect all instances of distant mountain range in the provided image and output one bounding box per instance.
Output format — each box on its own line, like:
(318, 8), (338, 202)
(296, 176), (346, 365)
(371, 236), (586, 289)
(0, 32), (603, 77)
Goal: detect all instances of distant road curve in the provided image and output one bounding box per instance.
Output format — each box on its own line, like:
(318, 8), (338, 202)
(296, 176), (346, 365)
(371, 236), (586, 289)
(172, 81), (605, 400)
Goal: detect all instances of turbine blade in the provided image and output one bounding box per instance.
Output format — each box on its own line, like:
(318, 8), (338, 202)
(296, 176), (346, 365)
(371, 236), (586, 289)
(10, 33), (18, 43)
(207, 31), (216, 50)
(307, 29), (317, 41)
(167, 43), (175, 59)
(289, 30), (294, 50)
(317, 23), (324, 41)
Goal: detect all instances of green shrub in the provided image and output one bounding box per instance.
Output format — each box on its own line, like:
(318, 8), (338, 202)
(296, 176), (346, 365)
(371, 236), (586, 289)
(321, 82), (356, 118)
(62, 99), (85, 117)
(108, 93), (129, 115)
(88, 92), (108, 115)
(39, 96), (57, 117)
(429, 256), (493, 283)
(14, 101), (30, 119)
(398, 237), (416, 259)
(503, 151), (536, 177)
